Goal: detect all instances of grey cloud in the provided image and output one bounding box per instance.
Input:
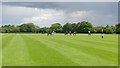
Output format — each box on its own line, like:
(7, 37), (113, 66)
(118, 2), (120, 23)
(2, 0), (120, 2)
(0, 3), (1, 15)
(3, 2), (118, 15)
(2, 2), (118, 26)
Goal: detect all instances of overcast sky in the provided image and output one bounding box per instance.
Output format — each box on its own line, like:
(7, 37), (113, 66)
(1, 0), (120, 2)
(0, 2), (2, 26)
(1, 2), (118, 27)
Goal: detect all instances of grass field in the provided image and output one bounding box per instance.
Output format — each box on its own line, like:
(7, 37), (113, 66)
(0, 34), (1, 67)
(2, 34), (118, 66)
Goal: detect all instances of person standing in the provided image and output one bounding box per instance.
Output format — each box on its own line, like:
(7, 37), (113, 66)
(101, 29), (104, 38)
(73, 31), (76, 35)
(88, 31), (91, 35)
(69, 31), (72, 35)
(65, 31), (68, 35)
(101, 34), (104, 38)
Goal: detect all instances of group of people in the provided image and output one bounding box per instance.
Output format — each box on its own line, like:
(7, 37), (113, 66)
(88, 31), (104, 38)
(47, 31), (56, 36)
(65, 31), (77, 35)
(47, 31), (77, 36)
(47, 30), (104, 38)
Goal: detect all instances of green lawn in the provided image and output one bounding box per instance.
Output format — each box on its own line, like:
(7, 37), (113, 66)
(0, 34), (2, 67)
(2, 34), (118, 66)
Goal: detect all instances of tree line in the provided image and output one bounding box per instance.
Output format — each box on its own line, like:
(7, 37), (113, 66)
(0, 21), (120, 34)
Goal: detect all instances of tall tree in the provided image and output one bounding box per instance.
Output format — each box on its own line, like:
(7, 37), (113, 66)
(19, 23), (36, 33)
(63, 23), (72, 32)
(77, 21), (93, 33)
(111, 25), (116, 33)
(71, 23), (77, 32)
(40, 27), (50, 33)
(33, 26), (40, 33)
(105, 27), (114, 34)
(116, 23), (120, 34)
(50, 23), (62, 33)
(94, 26), (104, 33)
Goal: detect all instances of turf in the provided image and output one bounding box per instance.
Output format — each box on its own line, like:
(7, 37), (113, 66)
(2, 34), (118, 66)
(0, 33), (2, 67)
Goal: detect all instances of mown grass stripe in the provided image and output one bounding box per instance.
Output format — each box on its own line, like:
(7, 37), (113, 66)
(2, 34), (118, 66)
(76, 34), (118, 42)
(0, 34), (2, 66)
(3, 34), (35, 66)
(49, 35), (117, 53)
(27, 35), (117, 66)
(2, 34), (15, 49)
(55, 35), (118, 51)
(54, 35), (117, 46)
(22, 35), (78, 66)
(44, 35), (117, 65)
(46, 36), (118, 65)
